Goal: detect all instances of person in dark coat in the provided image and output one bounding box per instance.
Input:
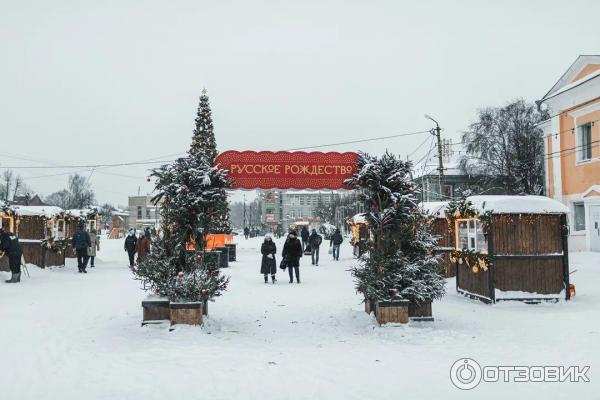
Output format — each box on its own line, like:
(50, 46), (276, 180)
(308, 229), (322, 266)
(244, 227), (250, 240)
(260, 235), (277, 283)
(282, 231), (303, 283)
(300, 226), (310, 251)
(330, 228), (343, 261)
(124, 229), (137, 267)
(1, 223), (23, 283)
(72, 224), (91, 273)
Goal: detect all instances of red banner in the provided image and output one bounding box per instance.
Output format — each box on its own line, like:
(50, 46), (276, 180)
(215, 151), (359, 190)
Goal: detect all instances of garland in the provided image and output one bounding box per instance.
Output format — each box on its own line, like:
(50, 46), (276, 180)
(41, 238), (70, 254)
(450, 249), (492, 273)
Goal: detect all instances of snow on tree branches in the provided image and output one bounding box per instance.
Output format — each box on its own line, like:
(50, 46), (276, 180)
(345, 152), (445, 304)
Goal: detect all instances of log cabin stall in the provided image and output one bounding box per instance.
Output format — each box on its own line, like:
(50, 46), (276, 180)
(420, 201), (456, 277)
(347, 213), (370, 257)
(446, 195), (571, 303)
(0, 205), (66, 271)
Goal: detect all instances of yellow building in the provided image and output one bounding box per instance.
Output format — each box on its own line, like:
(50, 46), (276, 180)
(538, 55), (600, 251)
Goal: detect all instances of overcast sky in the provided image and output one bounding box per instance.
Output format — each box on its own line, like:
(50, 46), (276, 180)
(1, 0), (598, 206)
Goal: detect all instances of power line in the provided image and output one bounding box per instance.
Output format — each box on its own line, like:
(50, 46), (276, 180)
(284, 130), (430, 151)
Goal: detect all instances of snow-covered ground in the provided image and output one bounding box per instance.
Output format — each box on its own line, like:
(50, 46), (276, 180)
(1, 237), (598, 399)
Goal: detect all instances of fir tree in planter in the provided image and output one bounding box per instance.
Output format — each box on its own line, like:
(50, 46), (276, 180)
(133, 90), (230, 324)
(345, 152), (445, 322)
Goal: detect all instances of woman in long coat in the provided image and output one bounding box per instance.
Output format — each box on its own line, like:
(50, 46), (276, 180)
(88, 229), (100, 268)
(260, 235), (277, 283)
(282, 231), (303, 284)
(136, 232), (151, 264)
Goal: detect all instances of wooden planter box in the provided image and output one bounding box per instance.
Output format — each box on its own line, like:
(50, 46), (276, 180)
(364, 298), (376, 315)
(170, 302), (204, 326)
(225, 243), (236, 262)
(375, 300), (409, 324)
(408, 301), (434, 322)
(215, 247), (229, 268)
(142, 298), (171, 324)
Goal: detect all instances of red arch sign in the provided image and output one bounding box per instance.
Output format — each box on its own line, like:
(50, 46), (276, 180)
(215, 151), (359, 190)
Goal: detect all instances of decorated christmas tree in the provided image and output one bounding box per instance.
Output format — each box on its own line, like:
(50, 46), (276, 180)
(133, 91), (231, 303)
(190, 89), (231, 234)
(345, 152), (445, 304)
(191, 89), (218, 162)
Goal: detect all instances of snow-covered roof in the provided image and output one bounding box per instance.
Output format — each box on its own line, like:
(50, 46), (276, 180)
(65, 208), (97, 218)
(466, 195), (569, 215)
(420, 201), (449, 218)
(348, 213), (367, 224)
(12, 205), (64, 218)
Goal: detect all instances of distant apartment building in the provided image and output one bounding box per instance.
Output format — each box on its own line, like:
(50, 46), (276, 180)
(537, 55), (600, 251)
(257, 190), (338, 229)
(128, 195), (161, 229)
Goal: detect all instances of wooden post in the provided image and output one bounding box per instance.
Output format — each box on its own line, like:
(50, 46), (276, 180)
(487, 219), (496, 304)
(560, 214), (571, 301)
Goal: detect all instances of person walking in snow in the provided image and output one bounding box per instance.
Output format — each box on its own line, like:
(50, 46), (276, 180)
(244, 227), (250, 240)
(300, 226), (310, 251)
(308, 228), (322, 266)
(72, 223), (91, 273)
(260, 235), (277, 283)
(124, 229), (137, 267)
(330, 228), (343, 261)
(282, 231), (303, 284)
(88, 229), (100, 268)
(136, 231), (151, 264)
(1, 222), (23, 283)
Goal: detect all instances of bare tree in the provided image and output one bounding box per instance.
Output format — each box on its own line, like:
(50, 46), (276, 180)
(45, 174), (96, 209)
(1, 170), (31, 201)
(460, 99), (548, 195)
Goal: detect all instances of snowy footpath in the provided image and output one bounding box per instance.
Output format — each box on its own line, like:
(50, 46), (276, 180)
(1, 237), (599, 399)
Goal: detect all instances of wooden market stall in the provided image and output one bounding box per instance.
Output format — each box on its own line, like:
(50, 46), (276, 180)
(447, 196), (570, 303)
(421, 202), (456, 277)
(0, 205), (66, 270)
(64, 208), (101, 257)
(347, 213), (369, 257)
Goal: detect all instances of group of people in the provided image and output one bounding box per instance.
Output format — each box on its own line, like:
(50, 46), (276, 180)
(124, 228), (151, 268)
(0, 222), (100, 282)
(260, 227), (344, 284)
(72, 224), (100, 273)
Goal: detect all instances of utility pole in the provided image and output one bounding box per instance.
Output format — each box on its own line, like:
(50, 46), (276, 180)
(425, 114), (444, 200)
(243, 194), (247, 228)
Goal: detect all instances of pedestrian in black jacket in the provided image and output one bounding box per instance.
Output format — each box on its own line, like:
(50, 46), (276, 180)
(330, 228), (343, 261)
(1, 223), (23, 283)
(308, 229), (322, 266)
(124, 229), (137, 267)
(282, 231), (303, 283)
(300, 226), (310, 251)
(72, 224), (91, 273)
(260, 235), (277, 283)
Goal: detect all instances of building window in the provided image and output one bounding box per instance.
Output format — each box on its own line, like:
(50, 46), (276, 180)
(442, 184), (453, 199)
(146, 207), (151, 219)
(137, 206), (142, 219)
(577, 123), (592, 162)
(574, 203), (586, 231)
(456, 219), (487, 253)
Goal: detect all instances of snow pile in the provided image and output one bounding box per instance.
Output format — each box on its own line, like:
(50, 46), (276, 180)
(348, 213), (367, 224)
